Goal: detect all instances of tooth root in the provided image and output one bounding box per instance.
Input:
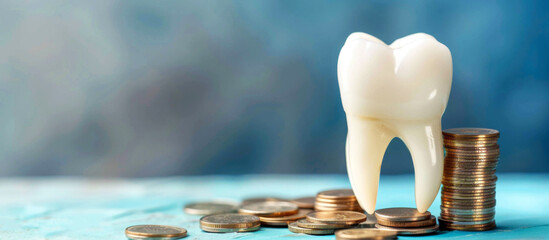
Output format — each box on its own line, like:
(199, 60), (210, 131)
(396, 119), (444, 213)
(346, 115), (393, 214)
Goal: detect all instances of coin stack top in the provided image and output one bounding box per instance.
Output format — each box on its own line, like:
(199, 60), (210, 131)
(315, 189), (363, 212)
(374, 207), (438, 235)
(440, 128), (499, 231)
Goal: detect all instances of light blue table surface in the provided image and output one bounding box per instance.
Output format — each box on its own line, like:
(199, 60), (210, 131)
(1, 174), (548, 240)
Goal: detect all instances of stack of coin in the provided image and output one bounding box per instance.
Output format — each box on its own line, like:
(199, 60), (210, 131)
(315, 189), (363, 212)
(440, 128), (499, 231)
(289, 211), (367, 235)
(374, 208), (439, 235)
(200, 213), (261, 233)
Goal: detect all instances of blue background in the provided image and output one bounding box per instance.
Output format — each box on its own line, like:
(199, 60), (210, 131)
(1, 0), (547, 176)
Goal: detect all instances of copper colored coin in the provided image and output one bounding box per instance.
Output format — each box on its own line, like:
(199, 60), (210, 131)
(441, 197), (496, 203)
(375, 223), (439, 235)
(317, 189), (356, 200)
(259, 209), (312, 226)
(335, 228), (397, 240)
(307, 211), (367, 225)
(441, 202), (496, 209)
(296, 218), (348, 229)
(439, 214), (495, 222)
(440, 207), (495, 215)
(238, 201), (299, 217)
(438, 219), (496, 230)
(441, 183), (497, 190)
(288, 222), (335, 235)
(377, 215), (436, 228)
(442, 188), (495, 194)
(374, 208), (431, 222)
(442, 192), (496, 200)
(291, 197), (316, 209)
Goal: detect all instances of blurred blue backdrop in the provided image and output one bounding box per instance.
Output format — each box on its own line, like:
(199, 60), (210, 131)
(0, 0), (547, 176)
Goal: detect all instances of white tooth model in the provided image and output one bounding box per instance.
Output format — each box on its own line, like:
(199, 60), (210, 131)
(338, 33), (452, 214)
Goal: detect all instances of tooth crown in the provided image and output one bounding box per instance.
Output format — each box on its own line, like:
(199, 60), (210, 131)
(338, 33), (453, 214)
(338, 33), (452, 120)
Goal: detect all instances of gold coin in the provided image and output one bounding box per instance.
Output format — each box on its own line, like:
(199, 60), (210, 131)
(307, 211), (367, 225)
(375, 223), (439, 235)
(317, 189), (356, 199)
(183, 201), (238, 215)
(442, 128), (500, 138)
(439, 218), (496, 227)
(199, 213), (260, 229)
(259, 209), (312, 226)
(374, 208), (431, 222)
(200, 224), (260, 233)
(238, 201), (299, 217)
(288, 221), (335, 235)
(335, 228), (397, 240)
(291, 197), (316, 209)
(376, 215), (436, 228)
(296, 218), (348, 229)
(125, 225), (187, 239)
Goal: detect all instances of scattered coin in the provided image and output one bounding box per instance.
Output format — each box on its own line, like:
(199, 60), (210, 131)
(288, 221), (335, 235)
(125, 225), (187, 240)
(375, 223), (439, 235)
(307, 211), (367, 225)
(291, 197), (316, 209)
(199, 213), (260, 233)
(335, 228), (397, 240)
(238, 201), (299, 217)
(183, 201), (238, 215)
(259, 209), (312, 226)
(374, 208), (431, 222)
(296, 218), (348, 230)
